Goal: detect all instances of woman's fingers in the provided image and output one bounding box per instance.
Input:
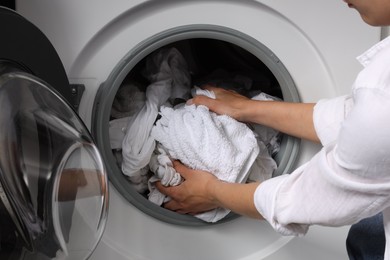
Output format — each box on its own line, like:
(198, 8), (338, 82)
(155, 182), (179, 199)
(172, 160), (192, 179)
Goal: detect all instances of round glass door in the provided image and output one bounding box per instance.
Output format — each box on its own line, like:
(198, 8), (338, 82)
(0, 72), (108, 260)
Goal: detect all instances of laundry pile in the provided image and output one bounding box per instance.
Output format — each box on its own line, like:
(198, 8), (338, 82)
(109, 47), (280, 222)
(109, 48), (191, 193)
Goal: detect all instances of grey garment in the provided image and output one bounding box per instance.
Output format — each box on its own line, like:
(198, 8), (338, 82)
(111, 82), (146, 119)
(346, 212), (385, 260)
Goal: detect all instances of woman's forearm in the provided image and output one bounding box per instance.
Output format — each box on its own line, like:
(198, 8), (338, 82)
(241, 100), (319, 143)
(157, 161), (264, 218)
(208, 180), (263, 219)
(191, 87), (320, 143)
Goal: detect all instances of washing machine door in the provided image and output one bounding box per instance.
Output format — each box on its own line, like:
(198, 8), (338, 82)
(0, 72), (108, 260)
(0, 7), (108, 260)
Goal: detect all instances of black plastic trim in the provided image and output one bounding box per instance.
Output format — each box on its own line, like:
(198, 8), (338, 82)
(0, 7), (71, 103)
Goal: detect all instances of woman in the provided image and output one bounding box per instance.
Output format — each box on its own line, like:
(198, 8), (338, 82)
(157, 0), (390, 258)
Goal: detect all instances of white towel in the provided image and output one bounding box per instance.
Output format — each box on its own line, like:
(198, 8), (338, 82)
(149, 88), (260, 222)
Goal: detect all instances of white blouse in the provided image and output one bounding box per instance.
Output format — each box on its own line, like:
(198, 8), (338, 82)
(254, 36), (390, 259)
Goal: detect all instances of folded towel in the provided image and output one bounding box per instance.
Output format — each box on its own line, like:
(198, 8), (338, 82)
(149, 88), (260, 222)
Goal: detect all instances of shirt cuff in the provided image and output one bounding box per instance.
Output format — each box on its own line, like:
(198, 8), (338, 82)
(254, 173), (307, 236)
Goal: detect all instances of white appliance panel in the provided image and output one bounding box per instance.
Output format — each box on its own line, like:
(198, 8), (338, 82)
(16, 1), (381, 259)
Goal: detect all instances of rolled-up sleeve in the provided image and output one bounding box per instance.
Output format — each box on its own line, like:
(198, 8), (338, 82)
(254, 89), (390, 236)
(313, 94), (353, 146)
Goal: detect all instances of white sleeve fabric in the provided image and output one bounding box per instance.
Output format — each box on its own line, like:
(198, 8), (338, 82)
(313, 94), (353, 146)
(254, 88), (390, 236)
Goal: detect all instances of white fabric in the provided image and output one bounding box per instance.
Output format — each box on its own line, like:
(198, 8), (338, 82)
(254, 36), (390, 259)
(313, 95), (354, 147)
(109, 85), (146, 149)
(152, 105), (259, 183)
(245, 92), (279, 182)
(116, 47), (280, 222)
(109, 117), (131, 150)
(149, 87), (276, 222)
(151, 89), (259, 186)
(148, 144), (182, 205)
(121, 80), (170, 177)
(145, 48), (191, 102)
(121, 48), (191, 186)
(246, 141), (277, 183)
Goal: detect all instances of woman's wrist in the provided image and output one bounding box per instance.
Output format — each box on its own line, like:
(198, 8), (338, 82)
(205, 177), (222, 207)
(205, 179), (263, 219)
(239, 99), (266, 123)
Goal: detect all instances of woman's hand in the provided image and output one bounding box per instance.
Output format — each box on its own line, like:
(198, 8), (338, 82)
(190, 85), (320, 142)
(187, 85), (251, 122)
(156, 161), (220, 215)
(156, 160), (263, 219)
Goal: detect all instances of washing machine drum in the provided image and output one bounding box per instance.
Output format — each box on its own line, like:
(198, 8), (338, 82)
(0, 7), (108, 260)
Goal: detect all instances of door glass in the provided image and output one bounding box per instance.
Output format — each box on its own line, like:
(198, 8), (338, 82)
(0, 72), (108, 260)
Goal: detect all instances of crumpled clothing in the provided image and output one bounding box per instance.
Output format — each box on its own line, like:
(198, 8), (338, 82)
(111, 83), (146, 119)
(109, 117), (130, 150)
(112, 46), (281, 221)
(120, 48), (191, 191)
(247, 92), (280, 182)
(247, 141), (277, 182)
(148, 144), (182, 205)
(144, 48), (191, 102)
(149, 87), (260, 222)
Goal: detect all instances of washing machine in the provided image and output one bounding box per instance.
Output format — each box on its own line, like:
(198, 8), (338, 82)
(10, 0), (383, 259)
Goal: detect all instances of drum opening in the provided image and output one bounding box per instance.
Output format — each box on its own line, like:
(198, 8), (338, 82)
(93, 26), (300, 226)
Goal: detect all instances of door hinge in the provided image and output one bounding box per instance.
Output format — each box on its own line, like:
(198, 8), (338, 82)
(70, 84), (85, 111)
